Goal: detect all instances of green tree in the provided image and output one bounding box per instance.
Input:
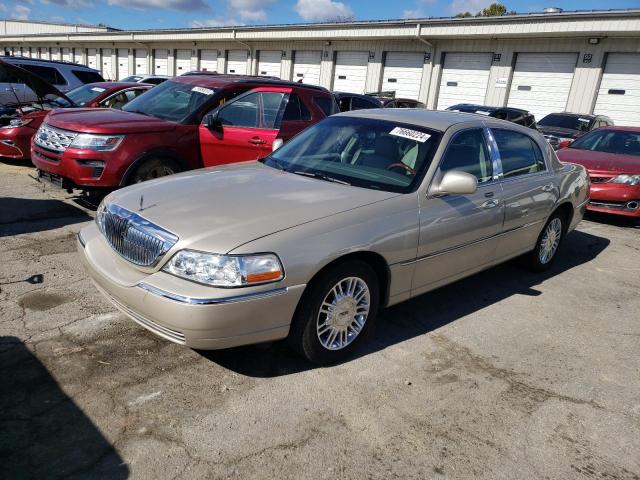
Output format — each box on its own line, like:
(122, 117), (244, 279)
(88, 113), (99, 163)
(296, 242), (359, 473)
(455, 11), (473, 17)
(455, 3), (516, 18)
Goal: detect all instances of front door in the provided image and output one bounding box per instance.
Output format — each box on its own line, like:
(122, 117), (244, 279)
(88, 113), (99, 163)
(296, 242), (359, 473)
(412, 127), (504, 296)
(199, 87), (291, 167)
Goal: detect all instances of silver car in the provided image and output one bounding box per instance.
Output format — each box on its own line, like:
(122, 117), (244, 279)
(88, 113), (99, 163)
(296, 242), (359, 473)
(78, 110), (589, 364)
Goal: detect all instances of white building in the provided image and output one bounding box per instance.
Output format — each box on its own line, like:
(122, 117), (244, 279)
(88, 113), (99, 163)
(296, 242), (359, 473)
(2, 9), (640, 125)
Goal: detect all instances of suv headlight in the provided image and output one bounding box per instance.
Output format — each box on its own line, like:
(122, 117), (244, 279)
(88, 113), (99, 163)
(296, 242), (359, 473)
(163, 250), (284, 287)
(70, 133), (124, 151)
(610, 174), (640, 186)
(1, 118), (32, 129)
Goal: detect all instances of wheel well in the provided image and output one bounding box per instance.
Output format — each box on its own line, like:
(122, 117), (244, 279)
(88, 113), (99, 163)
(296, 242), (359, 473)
(120, 152), (186, 186)
(554, 202), (574, 231)
(305, 252), (391, 307)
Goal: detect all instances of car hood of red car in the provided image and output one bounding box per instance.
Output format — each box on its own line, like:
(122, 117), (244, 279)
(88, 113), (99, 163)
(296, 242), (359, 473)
(45, 108), (177, 134)
(557, 148), (640, 174)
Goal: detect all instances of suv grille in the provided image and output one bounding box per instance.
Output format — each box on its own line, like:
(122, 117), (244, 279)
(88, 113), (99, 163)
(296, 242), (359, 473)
(34, 124), (77, 153)
(97, 204), (178, 267)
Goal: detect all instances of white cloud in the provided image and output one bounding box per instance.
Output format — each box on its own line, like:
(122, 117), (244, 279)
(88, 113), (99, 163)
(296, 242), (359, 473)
(449, 0), (491, 14)
(108, 0), (209, 11)
(294, 0), (353, 22)
(12, 5), (31, 19)
(402, 8), (424, 18)
(189, 17), (242, 27)
(0, 3), (7, 12)
(228, 0), (273, 22)
(41, 0), (93, 7)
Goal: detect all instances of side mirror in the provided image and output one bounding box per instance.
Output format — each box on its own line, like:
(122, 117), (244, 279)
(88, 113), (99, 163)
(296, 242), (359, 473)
(437, 170), (478, 196)
(558, 139), (573, 149)
(205, 111), (222, 130)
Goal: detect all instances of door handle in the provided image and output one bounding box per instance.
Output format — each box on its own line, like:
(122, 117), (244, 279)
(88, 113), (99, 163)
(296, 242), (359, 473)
(248, 137), (266, 145)
(542, 184), (554, 192)
(481, 199), (499, 209)
(484, 191), (494, 198)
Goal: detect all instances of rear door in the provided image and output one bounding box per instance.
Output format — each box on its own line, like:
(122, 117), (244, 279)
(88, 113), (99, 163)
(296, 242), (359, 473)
(199, 87), (291, 167)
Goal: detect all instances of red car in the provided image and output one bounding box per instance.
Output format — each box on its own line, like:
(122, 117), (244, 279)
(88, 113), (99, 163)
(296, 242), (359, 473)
(30, 74), (336, 190)
(0, 61), (151, 161)
(557, 127), (640, 217)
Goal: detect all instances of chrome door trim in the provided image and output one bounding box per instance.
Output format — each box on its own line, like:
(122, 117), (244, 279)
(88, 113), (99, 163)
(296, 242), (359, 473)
(398, 219), (543, 266)
(137, 282), (290, 305)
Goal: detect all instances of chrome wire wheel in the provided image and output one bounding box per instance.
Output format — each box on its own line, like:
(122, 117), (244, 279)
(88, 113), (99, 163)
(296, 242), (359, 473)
(539, 217), (562, 264)
(316, 277), (370, 351)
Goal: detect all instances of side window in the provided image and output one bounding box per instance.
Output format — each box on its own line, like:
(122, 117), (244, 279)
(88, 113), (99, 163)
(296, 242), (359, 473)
(101, 92), (129, 109)
(338, 97), (351, 112)
(218, 91), (260, 128)
(260, 92), (286, 128)
(439, 129), (493, 184)
(20, 64), (66, 85)
(313, 96), (337, 116)
(493, 129), (546, 178)
(72, 70), (104, 84)
(282, 93), (311, 121)
(351, 97), (378, 110)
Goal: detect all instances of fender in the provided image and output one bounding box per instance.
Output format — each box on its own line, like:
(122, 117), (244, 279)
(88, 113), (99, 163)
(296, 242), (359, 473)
(120, 148), (190, 186)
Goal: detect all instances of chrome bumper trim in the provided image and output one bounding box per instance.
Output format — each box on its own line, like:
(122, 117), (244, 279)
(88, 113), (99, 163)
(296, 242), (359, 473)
(137, 282), (289, 305)
(77, 231), (86, 248)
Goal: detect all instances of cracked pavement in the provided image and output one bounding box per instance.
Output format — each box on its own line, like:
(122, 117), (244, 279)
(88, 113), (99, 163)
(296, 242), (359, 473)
(1, 160), (639, 479)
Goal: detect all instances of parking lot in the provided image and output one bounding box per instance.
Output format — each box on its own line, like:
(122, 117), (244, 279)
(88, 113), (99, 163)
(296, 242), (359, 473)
(1, 158), (639, 479)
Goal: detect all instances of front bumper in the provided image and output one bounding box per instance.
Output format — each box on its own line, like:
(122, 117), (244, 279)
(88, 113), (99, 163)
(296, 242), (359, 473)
(78, 223), (306, 349)
(588, 183), (640, 217)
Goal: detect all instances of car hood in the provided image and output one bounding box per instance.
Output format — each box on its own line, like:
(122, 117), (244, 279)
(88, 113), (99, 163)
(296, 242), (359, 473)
(105, 162), (400, 255)
(538, 125), (581, 138)
(557, 148), (640, 174)
(0, 59), (73, 106)
(45, 108), (177, 134)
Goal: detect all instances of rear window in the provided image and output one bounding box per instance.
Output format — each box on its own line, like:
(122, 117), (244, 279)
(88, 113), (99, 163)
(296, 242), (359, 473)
(313, 96), (338, 116)
(16, 64), (66, 85)
(73, 70), (105, 84)
(570, 129), (640, 157)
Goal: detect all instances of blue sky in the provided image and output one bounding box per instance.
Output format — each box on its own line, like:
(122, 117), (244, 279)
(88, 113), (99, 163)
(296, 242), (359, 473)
(1, 0), (638, 30)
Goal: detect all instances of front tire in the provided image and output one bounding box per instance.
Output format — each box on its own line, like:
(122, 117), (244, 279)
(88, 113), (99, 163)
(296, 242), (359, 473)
(127, 157), (180, 185)
(525, 212), (565, 272)
(288, 261), (380, 365)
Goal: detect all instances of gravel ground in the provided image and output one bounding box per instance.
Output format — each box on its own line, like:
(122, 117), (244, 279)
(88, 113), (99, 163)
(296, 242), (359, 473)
(1, 160), (639, 480)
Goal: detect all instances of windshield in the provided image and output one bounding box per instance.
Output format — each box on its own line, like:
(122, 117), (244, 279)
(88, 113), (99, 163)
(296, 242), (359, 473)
(123, 80), (217, 123)
(570, 129), (640, 157)
(262, 116), (442, 193)
(122, 75), (142, 82)
(51, 84), (108, 107)
(539, 114), (592, 132)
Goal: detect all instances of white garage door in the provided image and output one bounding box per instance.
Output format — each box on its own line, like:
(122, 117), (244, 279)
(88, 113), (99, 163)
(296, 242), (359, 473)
(437, 52), (492, 110)
(594, 53), (640, 127)
(382, 52), (424, 100)
(227, 50), (247, 74)
(507, 53), (577, 121)
(51, 47), (60, 61)
(62, 48), (72, 62)
(258, 50), (282, 78)
(292, 50), (321, 85)
(176, 49), (191, 75)
(154, 49), (169, 75)
(135, 49), (148, 75)
(102, 48), (114, 80)
(41, 48), (51, 60)
(73, 48), (83, 64)
(200, 49), (217, 72)
(87, 49), (97, 70)
(333, 51), (369, 93)
(117, 49), (129, 80)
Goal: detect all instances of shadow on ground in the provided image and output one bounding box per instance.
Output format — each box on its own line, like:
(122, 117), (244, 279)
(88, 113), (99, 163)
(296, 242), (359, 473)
(0, 197), (91, 236)
(200, 229), (610, 377)
(0, 337), (129, 479)
(584, 210), (639, 229)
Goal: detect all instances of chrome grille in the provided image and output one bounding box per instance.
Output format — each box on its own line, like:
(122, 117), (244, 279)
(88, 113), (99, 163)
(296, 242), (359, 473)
(34, 124), (77, 153)
(98, 203), (178, 267)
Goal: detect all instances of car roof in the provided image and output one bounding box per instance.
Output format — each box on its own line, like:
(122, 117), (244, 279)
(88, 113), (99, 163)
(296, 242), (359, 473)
(596, 126), (640, 133)
(336, 108), (491, 131)
(333, 91), (381, 100)
(171, 73), (329, 92)
(89, 82), (150, 89)
(546, 112), (596, 119)
(449, 103), (529, 114)
(0, 55), (98, 71)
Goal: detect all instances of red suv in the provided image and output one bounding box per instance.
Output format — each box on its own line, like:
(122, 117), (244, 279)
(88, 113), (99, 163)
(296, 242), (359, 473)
(30, 75), (337, 189)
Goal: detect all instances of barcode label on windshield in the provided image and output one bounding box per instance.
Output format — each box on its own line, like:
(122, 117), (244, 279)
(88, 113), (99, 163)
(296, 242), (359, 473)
(192, 86), (213, 95)
(389, 127), (431, 143)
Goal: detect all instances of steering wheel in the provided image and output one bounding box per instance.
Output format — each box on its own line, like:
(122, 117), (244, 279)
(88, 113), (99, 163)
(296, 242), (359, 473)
(386, 163), (416, 175)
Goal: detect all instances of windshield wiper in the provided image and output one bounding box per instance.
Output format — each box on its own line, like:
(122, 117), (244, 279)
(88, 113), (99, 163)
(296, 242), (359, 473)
(128, 109), (150, 117)
(290, 170), (351, 185)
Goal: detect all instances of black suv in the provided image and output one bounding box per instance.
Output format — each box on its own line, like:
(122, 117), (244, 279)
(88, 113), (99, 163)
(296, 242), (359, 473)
(446, 104), (538, 129)
(537, 112), (614, 149)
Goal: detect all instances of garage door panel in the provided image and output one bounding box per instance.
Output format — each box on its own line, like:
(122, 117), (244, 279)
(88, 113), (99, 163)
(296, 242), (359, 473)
(176, 49), (191, 74)
(293, 50), (321, 85)
(200, 49), (217, 72)
(382, 52), (424, 100)
(594, 53), (640, 126)
(117, 49), (129, 80)
(333, 51), (369, 93)
(154, 49), (168, 75)
(135, 49), (148, 75)
(227, 50), (247, 74)
(507, 53), (577, 121)
(258, 50), (282, 78)
(437, 53), (492, 110)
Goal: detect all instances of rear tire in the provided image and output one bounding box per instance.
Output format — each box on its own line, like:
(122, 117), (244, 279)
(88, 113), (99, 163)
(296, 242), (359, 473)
(288, 261), (379, 365)
(127, 158), (180, 185)
(524, 212), (565, 272)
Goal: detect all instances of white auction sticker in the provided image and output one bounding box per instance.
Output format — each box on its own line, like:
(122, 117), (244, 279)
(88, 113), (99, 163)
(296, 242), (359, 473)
(389, 127), (431, 143)
(91, 87), (106, 92)
(192, 86), (213, 95)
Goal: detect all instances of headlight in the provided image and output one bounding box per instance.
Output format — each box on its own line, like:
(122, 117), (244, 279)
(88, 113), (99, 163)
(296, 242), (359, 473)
(1, 118), (32, 129)
(163, 250), (284, 287)
(610, 174), (640, 186)
(70, 133), (124, 151)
